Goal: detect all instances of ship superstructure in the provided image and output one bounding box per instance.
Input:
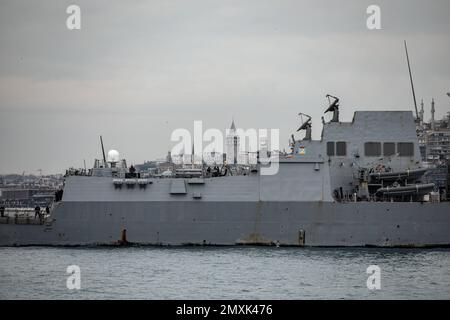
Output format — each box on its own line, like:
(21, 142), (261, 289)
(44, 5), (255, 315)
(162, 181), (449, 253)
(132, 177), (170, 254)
(1, 97), (449, 247)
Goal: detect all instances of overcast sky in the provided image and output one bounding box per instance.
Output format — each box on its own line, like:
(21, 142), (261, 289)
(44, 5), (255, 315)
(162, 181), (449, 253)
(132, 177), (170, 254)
(0, 0), (449, 174)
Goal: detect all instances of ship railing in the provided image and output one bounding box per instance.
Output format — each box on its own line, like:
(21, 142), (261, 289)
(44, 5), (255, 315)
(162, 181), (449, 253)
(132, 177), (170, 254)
(0, 208), (49, 225)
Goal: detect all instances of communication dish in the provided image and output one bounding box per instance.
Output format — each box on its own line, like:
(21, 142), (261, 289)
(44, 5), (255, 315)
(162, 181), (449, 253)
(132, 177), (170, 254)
(324, 94), (340, 122)
(107, 150), (120, 162)
(296, 112), (312, 141)
(297, 113), (312, 132)
(324, 94), (339, 113)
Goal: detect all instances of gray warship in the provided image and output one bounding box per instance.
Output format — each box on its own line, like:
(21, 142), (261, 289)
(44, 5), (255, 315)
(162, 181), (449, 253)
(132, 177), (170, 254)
(1, 95), (450, 247)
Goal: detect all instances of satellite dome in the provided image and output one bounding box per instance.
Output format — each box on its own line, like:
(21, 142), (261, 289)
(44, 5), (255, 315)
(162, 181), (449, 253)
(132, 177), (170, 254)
(107, 149), (120, 162)
(162, 170), (173, 177)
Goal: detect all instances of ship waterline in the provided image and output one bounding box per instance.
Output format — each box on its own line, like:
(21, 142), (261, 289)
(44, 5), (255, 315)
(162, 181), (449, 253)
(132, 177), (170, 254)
(1, 197), (450, 247)
(1, 108), (450, 247)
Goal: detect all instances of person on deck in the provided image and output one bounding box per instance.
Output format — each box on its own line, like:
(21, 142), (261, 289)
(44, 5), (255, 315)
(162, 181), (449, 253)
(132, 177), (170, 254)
(34, 205), (41, 219)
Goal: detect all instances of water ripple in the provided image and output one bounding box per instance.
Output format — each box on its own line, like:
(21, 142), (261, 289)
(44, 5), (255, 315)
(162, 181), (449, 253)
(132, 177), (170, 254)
(0, 247), (449, 299)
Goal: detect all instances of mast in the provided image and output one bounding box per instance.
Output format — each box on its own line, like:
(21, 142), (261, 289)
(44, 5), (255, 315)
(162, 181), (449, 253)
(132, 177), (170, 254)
(404, 40), (419, 121)
(431, 98), (436, 131)
(100, 135), (107, 166)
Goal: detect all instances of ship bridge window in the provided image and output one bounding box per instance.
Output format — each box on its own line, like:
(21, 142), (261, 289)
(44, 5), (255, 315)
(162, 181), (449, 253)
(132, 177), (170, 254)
(383, 142), (396, 156)
(327, 142), (335, 156)
(364, 142), (381, 157)
(397, 142), (414, 156)
(336, 142), (347, 156)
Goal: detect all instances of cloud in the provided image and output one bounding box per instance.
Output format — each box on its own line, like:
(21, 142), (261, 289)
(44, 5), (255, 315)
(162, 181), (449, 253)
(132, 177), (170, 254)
(0, 0), (449, 173)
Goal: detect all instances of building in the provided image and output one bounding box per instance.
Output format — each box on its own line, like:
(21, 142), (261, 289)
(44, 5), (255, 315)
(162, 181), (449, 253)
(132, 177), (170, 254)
(226, 119), (240, 165)
(417, 98), (450, 165)
(417, 96), (450, 200)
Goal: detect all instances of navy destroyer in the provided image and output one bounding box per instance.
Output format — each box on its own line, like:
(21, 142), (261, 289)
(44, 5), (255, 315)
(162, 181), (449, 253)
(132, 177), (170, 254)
(1, 93), (450, 247)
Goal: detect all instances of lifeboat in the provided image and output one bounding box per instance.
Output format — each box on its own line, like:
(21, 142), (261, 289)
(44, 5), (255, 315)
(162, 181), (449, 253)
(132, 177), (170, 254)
(369, 168), (427, 182)
(376, 183), (435, 196)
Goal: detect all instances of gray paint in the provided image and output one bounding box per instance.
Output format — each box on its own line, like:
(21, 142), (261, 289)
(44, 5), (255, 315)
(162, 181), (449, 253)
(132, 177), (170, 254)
(1, 201), (450, 247)
(1, 110), (450, 247)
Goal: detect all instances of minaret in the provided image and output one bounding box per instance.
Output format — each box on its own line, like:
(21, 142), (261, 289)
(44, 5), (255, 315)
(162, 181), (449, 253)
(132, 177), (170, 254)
(230, 118), (236, 131)
(431, 98), (435, 131)
(419, 99), (424, 124)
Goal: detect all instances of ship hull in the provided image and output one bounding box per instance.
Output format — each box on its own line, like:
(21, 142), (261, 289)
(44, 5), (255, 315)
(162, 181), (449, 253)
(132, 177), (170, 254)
(1, 201), (450, 247)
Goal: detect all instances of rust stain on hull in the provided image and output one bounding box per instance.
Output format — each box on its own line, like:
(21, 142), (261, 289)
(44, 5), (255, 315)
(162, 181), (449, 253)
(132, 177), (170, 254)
(237, 232), (274, 245)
